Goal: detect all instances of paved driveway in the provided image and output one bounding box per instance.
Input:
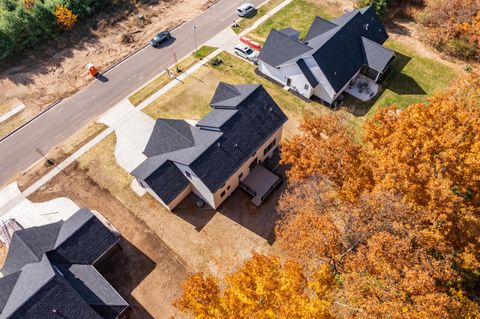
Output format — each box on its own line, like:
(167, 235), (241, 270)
(0, 0), (264, 186)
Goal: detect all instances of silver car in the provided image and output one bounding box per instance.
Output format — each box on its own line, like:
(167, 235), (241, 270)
(234, 43), (258, 63)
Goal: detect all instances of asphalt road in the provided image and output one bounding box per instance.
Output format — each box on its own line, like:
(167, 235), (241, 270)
(0, 0), (263, 186)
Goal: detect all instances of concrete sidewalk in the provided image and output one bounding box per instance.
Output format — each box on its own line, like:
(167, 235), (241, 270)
(5, 0), (290, 200)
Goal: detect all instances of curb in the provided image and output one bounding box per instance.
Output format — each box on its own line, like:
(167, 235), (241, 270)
(0, 16), (191, 144)
(0, 99), (62, 143)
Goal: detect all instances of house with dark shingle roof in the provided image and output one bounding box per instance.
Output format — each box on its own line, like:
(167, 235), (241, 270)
(257, 6), (395, 105)
(132, 82), (288, 210)
(0, 208), (128, 319)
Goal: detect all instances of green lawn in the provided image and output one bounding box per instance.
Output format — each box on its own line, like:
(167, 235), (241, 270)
(247, 0), (340, 42)
(344, 39), (460, 134)
(143, 52), (325, 137)
(232, 0), (284, 34)
(128, 45), (217, 106)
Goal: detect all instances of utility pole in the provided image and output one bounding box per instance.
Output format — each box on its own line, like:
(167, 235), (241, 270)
(193, 26), (198, 56)
(35, 147), (67, 175)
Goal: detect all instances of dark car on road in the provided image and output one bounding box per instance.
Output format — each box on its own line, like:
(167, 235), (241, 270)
(150, 31), (171, 47)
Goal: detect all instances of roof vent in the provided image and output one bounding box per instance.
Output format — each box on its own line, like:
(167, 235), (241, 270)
(364, 23), (369, 31)
(269, 107), (273, 112)
(217, 142), (221, 147)
(334, 71), (337, 75)
(235, 143), (238, 147)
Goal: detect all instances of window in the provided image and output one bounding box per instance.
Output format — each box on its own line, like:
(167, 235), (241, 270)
(263, 147), (269, 156)
(272, 138), (276, 146)
(220, 191), (226, 198)
(185, 171), (191, 178)
(239, 172), (244, 180)
(305, 84), (309, 90)
(227, 185), (231, 190)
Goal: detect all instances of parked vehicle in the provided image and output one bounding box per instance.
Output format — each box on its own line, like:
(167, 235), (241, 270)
(237, 3), (256, 17)
(234, 43), (258, 63)
(150, 31), (171, 47)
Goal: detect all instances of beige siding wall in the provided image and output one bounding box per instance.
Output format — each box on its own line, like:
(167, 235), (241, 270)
(212, 127), (283, 208)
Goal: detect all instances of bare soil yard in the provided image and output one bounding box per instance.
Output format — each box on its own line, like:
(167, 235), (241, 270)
(0, 0), (213, 138)
(25, 134), (284, 316)
(28, 164), (189, 318)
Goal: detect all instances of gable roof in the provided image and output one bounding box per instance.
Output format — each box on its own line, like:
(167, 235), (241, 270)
(144, 119), (195, 157)
(196, 109), (238, 129)
(279, 27), (300, 40)
(188, 84), (287, 192)
(304, 16), (337, 42)
(259, 6), (392, 93)
(1, 222), (62, 276)
(361, 36), (395, 72)
(144, 161), (190, 205)
(257, 29), (312, 67)
(0, 209), (126, 319)
(133, 83), (288, 197)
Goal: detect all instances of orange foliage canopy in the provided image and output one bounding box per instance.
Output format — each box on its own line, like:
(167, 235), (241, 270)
(364, 74), (480, 267)
(280, 114), (373, 201)
(175, 253), (334, 319)
(278, 74), (480, 318)
(419, 0), (480, 59)
(54, 5), (77, 30)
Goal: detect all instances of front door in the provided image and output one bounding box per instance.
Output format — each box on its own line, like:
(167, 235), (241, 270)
(286, 77), (292, 87)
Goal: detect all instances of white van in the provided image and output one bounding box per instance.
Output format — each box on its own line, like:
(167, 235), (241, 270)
(237, 3), (256, 17)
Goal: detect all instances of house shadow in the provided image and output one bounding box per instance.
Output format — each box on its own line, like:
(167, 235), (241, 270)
(95, 237), (156, 319)
(173, 167), (286, 245)
(343, 50), (426, 117)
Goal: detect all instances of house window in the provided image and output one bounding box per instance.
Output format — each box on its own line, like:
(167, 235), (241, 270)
(220, 191), (226, 198)
(305, 84), (309, 90)
(239, 172), (244, 180)
(263, 147), (269, 156)
(227, 185), (231, 190)
(185, 171), (191, 178)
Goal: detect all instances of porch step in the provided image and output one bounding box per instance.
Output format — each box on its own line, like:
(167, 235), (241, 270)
(283, 85), (290, 91)
(251, 196), (262, 207)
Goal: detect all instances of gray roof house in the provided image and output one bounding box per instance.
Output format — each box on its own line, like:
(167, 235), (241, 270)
(0, 208), (128, 319)
(132, 82), (288, 210)
(257, 6), (395, 105)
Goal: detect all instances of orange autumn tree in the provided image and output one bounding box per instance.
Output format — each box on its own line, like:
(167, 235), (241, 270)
(175, 253), (335, 319)
(280, 114), (373, 201)
(418, 0), (480, 59)
(363, 73), (480, 268)
(54, 4), (77, 30)
(275, 173), (471, 318)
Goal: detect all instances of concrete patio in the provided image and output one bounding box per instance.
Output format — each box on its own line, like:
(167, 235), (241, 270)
(345, 73), (379, 102)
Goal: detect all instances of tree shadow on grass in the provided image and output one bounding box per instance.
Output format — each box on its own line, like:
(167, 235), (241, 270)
(96, 238), (156, 319)
(344, 50), (426, 117)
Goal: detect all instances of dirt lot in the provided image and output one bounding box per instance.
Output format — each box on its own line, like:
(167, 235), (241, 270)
(27, 154), (283, 316)
(29, 164), (189, 318)
(0, 243), (6, 269)
(0, 0), (213, 137)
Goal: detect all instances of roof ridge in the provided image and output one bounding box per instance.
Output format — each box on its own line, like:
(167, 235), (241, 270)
(54, 210), (93, 248)
(159, 119), (195, 145)
(271, 28), (311, 48)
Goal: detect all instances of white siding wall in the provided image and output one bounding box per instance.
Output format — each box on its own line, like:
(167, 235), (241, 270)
(143, 126), (285, 211)
(173, 162), (216, 208)
(211, 127), (283, 208)
(304, 56), (337, 103)
(145, 184), (192, 211)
